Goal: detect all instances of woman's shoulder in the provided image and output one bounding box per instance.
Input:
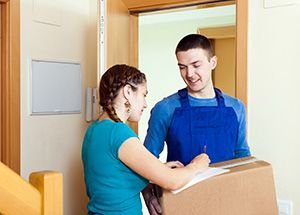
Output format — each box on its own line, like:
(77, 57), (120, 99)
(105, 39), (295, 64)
(111, 122), (137, 138)
(113, 121), (130, 131)
(88, 120), (138, 147)
(98, 119), (133, 131)
(85, 119), (125, 135)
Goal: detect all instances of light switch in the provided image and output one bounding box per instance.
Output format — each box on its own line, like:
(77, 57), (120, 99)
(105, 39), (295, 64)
(92, 88), (98, 121)
(264, 0), (298, 8)
(86, 88), (92, 122)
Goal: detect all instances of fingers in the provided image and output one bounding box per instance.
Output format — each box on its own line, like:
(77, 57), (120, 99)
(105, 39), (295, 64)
(190, 154), (211, 172)
(149, 205), (160, 215)
(148, 195), (162, 215)
(203, 154), (210, 163)
(192, 153), (208, 162)
(199, 153), (209, 159)
(199, 154), (210, 163)
(165, 161), (184, 168)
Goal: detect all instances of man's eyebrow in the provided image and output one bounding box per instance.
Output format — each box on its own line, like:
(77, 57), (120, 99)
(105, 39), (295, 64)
(191, 60), (201, 65)
(177, 63), (186, 67)
(178, 60), (200, 67)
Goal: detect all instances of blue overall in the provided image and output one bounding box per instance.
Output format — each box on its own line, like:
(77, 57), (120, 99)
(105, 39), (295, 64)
(166, 88), (238, 165)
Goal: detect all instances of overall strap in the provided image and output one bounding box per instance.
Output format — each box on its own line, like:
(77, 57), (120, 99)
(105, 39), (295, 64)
(214, 88), (225, 107)
(178, 88), (190, 108)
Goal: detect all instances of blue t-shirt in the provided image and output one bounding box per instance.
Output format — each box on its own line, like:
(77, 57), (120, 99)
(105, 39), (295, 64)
(144, 92), (250, 159)
(82, 120), (149, 215)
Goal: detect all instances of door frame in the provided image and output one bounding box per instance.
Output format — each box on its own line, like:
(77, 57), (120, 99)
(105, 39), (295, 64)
(123, 0), (248, 107)
(102, 0), (248, 135)
(0, 0), (20, 173)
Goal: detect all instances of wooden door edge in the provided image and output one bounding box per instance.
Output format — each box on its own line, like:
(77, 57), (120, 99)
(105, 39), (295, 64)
(1, 0), (20, 174)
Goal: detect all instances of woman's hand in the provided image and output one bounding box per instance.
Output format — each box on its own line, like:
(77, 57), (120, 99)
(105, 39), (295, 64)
(165, 161), (184, 169)
(190, 153), (210, 172)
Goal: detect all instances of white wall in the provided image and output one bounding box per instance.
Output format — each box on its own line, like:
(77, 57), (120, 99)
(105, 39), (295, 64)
(248, 1), (300, 214)
(20, 0), (98, 214)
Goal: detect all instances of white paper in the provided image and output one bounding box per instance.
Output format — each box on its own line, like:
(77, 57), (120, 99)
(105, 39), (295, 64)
(171, 167), (229, 194)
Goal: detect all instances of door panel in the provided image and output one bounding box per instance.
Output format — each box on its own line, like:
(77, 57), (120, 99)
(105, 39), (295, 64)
(199, 26), (236, 97)
(103, 0), (139, 133)
(106, 0), (130, 68)
(214, 38), (236, 97)
(1, 0), (20, 173)
(0, 4), (2, 161)
(121, 0), (234, 12)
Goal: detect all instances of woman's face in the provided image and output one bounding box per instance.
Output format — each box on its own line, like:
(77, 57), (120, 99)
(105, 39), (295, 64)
(128, 82), (148, 122)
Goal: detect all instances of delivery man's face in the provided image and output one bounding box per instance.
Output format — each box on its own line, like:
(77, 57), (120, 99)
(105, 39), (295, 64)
(176, 48), (217, 96)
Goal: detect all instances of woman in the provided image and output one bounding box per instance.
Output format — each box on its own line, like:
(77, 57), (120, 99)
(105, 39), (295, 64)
(82, 64), (210, 215)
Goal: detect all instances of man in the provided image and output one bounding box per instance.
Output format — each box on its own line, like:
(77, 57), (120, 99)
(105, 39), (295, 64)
(142, 34), (251, 214)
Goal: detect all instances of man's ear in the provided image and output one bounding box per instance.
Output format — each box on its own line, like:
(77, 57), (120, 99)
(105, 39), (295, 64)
(210, 56), (217, 69)
(122, 84), (132, 100)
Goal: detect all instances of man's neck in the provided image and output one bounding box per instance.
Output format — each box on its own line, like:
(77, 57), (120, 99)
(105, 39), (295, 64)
(187, 86), (215, 99)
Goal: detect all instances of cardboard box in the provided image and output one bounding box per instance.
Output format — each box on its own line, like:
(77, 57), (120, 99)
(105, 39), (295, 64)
(158, 157), (278, 215)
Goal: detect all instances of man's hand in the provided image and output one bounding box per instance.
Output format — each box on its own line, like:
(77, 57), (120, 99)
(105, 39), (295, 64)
(142, 184), (162, 215)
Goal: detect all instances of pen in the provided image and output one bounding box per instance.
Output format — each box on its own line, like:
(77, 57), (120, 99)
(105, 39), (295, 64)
(203, 145), (207, 154)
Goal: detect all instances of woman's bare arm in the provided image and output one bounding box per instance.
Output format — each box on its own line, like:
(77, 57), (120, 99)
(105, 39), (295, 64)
(119, 137), (209, 190)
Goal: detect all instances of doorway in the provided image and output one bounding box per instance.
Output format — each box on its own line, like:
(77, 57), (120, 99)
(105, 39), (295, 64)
(101, 0), (248, 135)
(100, 1), (248, 214)
(138, 3), (236, 164)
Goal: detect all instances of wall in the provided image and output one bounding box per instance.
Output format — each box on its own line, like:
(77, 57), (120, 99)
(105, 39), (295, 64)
(248, 1), (300, 214)
(20, 0), (98, 214)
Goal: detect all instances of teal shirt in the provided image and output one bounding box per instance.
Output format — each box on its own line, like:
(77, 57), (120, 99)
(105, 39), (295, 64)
(82, 120), (149, 215)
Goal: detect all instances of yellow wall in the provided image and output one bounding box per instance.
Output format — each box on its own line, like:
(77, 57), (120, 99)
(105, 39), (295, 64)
(248, 1), (300, 214)
(20, 0), (98, 214)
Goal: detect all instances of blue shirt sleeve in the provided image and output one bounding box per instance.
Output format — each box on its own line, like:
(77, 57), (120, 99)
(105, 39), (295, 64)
(233, 100), (251, 158)
(144, 100), (174, 158)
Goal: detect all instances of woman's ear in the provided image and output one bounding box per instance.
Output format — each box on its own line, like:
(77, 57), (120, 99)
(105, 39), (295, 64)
(122, 84), (132, 100)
